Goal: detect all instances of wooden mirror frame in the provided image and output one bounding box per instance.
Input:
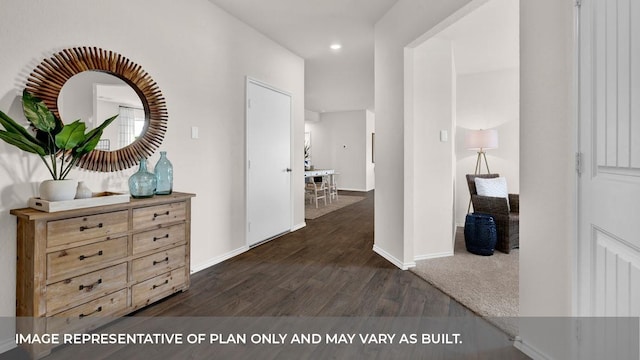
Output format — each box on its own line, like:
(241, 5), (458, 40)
(25, 47), (168, 171)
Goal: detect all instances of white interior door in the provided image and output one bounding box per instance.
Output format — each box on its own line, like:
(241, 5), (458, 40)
(578, 0), (640, 318)
(246, 79), (292, 246)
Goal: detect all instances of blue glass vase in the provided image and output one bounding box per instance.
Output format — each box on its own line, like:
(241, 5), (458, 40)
(154, 151), (173, 195)
(128, 158), (156, 198)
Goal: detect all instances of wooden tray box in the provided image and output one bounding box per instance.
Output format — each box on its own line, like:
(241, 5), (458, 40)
(28, 192), (130, 212)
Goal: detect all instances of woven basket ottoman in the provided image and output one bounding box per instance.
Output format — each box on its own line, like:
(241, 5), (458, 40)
(464, 213), (497, 256)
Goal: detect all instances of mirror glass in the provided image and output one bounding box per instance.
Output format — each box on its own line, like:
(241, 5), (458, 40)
(58, 71), (146, 151)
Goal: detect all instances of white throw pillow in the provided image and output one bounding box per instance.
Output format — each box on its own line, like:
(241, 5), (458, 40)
(474, 177), (508, 199)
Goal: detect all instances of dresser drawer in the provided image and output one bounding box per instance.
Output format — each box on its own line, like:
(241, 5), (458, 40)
(133, 223), (185, 255)
(46, 263), (128, 315)
(47, 210), (129, 248)
(132, 246), (186, 282)
(132, 268), (186, 308)
(133, 202), (186, 230)
(47, 236), (128, 282)
(46, 289), (127, 334)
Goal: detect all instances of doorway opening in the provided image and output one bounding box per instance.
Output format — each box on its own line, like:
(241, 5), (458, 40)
(403, 0), (520, 328)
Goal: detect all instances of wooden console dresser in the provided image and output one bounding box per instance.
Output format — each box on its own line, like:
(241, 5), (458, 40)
(10, 192), (195, 358)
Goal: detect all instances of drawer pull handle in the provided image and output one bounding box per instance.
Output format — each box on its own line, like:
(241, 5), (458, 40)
(153, 234), (170, 242)
(152, 279), (169, 289)
(79, 250), (103, 261)
(153, 257), (170, 266)
(79, 223), (103, 231)
(153, 211), (170, 219)
(79, 278), (102, 291)
(79, 306), (103, 318)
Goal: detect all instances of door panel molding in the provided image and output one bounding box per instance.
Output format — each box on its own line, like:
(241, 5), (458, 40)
(592, 226), (640, 317)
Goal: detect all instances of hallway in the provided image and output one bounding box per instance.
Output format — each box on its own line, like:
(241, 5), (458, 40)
(167, 191), (468, 317)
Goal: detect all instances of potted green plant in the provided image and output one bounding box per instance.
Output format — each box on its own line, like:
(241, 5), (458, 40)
(0, 90), (117, 201)
(304, 143), (311, 170)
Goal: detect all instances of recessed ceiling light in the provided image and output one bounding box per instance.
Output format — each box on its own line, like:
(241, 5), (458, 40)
(330, 44), (342, 50)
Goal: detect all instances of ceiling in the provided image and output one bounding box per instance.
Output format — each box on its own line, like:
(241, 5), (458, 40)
(208, 0), (518, 114)
(208, 0), (399, 113)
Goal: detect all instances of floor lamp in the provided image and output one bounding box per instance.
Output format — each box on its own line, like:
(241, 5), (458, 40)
(465, 129), (498, 212)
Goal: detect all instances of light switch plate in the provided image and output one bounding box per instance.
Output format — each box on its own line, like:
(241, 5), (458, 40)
(440, 130), (448, 142)
(191, 126), (199, 139)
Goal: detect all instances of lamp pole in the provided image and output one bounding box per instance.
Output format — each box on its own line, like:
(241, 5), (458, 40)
(473, 148), (491, 175)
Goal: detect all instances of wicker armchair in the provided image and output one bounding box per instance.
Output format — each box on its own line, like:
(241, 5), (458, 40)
(466, 174), (519, 253)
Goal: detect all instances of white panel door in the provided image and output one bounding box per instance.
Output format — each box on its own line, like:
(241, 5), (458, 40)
(247, 79), (292, 246)
(578, 0), (640, 319)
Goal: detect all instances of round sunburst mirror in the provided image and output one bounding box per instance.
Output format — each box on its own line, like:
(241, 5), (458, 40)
(25, 47), (168, 172)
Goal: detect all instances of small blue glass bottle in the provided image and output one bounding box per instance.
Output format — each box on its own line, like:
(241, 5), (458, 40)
(128, 158), (156, 198)
(154, 151), (173, 195)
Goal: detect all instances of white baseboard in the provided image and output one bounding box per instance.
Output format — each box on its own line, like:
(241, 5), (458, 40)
(0, 337), (16, 355)
(414, 251), (454, 262)
(372, 245), (416, 270)
(190, 245), (249, 274)
(191, 223), (306, 274)
(337, 187), (367, 192)
(291, 222), (306, 232)
(513, 338), (552, 360)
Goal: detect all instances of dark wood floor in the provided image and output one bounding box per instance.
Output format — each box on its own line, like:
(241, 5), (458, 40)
(137, 191), (465, 318)
(3, 191), (528, 359)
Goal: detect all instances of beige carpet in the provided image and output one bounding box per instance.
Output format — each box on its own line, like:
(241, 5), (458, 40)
(410, 227), (519, 336)
(305, 194), (365, 219)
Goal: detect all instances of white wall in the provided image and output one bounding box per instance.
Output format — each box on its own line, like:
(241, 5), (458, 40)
(0, 0), (304, 352)
(366, 110), (376, 191)
(407, 38), (456, 260)
(305, 109), (320, 122)
(304, 110), (373, 191)
(455, 68), (519, 225)
(517, 0), (575, 359)
(376, 0), (575, 358)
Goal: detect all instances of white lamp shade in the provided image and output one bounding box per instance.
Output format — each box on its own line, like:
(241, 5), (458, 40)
(465, 129), (498, 150)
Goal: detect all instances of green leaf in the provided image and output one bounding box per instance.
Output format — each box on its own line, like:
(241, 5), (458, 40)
(94, 114), (119, 134)
(55, 120), (86, 150)
(0, 130), (46, 155)
(22, 90), (58, 133)
(75, 132), (102, 156)
(75, 114), (119, 155)
(0, 110), (44, 146)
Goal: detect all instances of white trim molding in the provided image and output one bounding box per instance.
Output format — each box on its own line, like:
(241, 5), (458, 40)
(291, 222), (306, 232)
(191, 221), (305, 274)
(190, 246), (249, 274)
(373, 245), (416, 270)
(414, 251), (454, 262)
(337, 187), (368, 192)
(513, 338), (552, 360)
(0, 337), (16, 355)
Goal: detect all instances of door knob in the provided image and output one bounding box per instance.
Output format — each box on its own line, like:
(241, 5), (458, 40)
(286, 168), (292, 172)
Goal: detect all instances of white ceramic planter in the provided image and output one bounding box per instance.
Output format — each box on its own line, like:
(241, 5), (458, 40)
(39, 179), (78, 201)
(75, 181), (93, 199)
